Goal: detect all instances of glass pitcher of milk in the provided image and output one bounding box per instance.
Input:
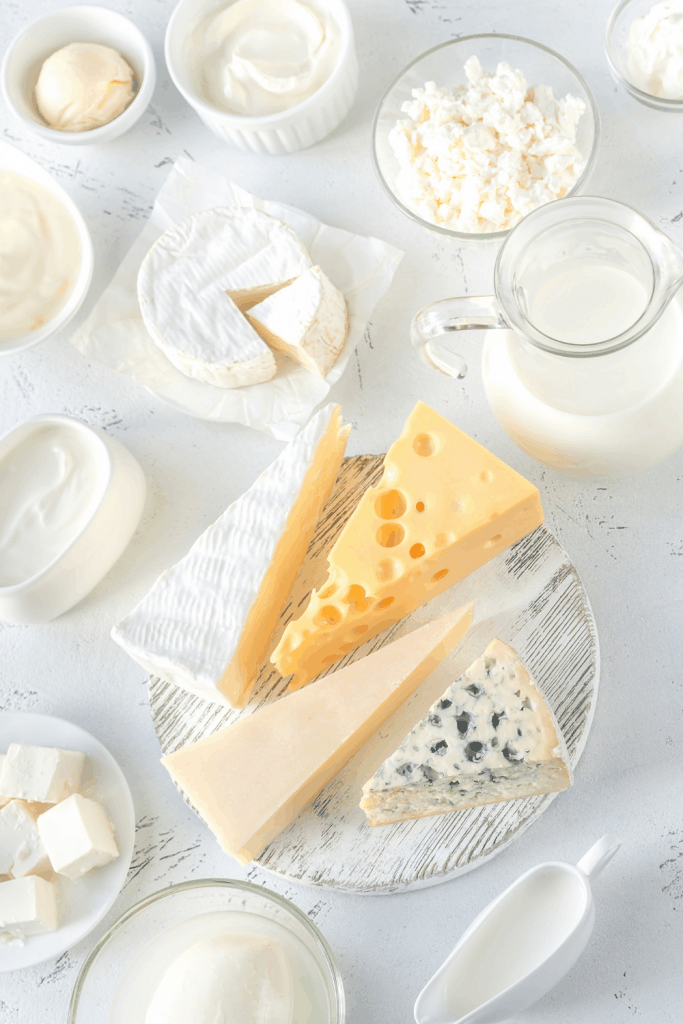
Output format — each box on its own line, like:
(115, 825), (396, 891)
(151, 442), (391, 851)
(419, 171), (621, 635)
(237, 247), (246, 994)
(411, 196), (683, 478)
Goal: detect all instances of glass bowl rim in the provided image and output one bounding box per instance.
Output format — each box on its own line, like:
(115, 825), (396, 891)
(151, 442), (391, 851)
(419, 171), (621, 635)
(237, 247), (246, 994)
(605, 0), (683, 111)
(371, 32), (601, 242)
(67, 877), (345, 1024)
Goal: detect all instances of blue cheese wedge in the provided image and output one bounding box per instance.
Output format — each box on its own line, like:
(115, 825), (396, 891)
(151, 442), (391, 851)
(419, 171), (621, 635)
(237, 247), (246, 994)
(360, 639), (572, 826)
(112, 404), (349, 708)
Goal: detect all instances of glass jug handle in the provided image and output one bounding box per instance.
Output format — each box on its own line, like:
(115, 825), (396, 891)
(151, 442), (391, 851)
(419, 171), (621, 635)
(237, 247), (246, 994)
(410, 296), (508, 379)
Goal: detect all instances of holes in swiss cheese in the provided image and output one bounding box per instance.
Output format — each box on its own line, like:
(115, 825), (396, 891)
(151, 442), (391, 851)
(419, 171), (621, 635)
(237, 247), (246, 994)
(314, 605), (342, 628)
(342, 584), (368, 613)
(375, 489), (407, 520)
(376, 523), (405, 548)
(416, 501), (425, 512)
(410, 543), (426, 559)
(319, 583), (338, 600)
(480, 469), (494, 483)
(377, 596), (395, 609)
(413, 433), (439, 457)
(432, 568), (449, 582)
(483, 534), (503, 549)
(434, 531), (454, 548)
(376, 558), (402, 582)
(353, 624), (369, 635)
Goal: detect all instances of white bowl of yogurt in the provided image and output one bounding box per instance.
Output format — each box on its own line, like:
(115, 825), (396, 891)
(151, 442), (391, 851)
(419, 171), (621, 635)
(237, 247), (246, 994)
(0, 415), (146, 625)
(1, 5), (156, 144)
(0, 140), (93, 356)
(68, 878), (345, 1023)
(165, 0), (358, 154)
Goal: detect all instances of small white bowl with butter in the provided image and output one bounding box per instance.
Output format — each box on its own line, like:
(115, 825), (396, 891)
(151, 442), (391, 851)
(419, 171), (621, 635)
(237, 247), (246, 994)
(165, 0), (358, 153)
(0, 414), (146, 625)
(1, 5), (156, 144)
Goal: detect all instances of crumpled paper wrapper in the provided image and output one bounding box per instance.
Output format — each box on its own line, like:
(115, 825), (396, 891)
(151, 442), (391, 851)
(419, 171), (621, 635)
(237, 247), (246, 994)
(71, 158), (404, 439)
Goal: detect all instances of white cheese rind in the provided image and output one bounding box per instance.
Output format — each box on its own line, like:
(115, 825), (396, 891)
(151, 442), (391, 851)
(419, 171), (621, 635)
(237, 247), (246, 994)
(37, 793), (119, 879)
(0, 876), (58, 939)
(361, 639), (572, 825)
(0, 801), (51, 879)
(137, 207), (312, 389)
(112, 403), (349, 707)
(0, 744), (85, 804)
(247, 265), (349, 377)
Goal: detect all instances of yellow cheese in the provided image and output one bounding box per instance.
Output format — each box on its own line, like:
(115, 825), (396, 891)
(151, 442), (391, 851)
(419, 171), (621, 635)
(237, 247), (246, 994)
(162, 602), (474, 864)
(272, 401), (543, 689)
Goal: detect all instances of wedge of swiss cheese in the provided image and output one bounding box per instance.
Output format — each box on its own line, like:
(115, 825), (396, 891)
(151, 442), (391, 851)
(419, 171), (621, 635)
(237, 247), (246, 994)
(112, 404), (349, 708)
(272, 401), (543, 689)
(162, 602), (474, 864)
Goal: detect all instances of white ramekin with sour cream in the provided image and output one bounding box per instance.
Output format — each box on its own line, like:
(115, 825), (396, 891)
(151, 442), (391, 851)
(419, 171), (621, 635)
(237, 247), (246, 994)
(165, 0), (358, 154)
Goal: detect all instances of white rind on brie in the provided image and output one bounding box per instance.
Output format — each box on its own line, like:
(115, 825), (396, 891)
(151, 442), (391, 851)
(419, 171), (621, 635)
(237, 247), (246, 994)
(137, 207), (312, 389)
(360, 639), (572, 826)
(247, 265), (349, 377)
(112, 403), (349, 708)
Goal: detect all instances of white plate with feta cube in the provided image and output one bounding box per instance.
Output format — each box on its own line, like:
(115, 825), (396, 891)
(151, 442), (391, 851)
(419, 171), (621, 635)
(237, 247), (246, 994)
(0, 713), (135, 971)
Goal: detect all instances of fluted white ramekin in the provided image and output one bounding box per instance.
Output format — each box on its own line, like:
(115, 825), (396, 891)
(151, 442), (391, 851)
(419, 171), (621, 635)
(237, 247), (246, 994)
(165, 0), (358, 154)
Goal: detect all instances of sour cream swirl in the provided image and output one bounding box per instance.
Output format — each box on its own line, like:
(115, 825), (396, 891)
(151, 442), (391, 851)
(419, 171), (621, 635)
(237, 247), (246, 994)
(0, 172), (81, 340)
(190, 0), (340, 116)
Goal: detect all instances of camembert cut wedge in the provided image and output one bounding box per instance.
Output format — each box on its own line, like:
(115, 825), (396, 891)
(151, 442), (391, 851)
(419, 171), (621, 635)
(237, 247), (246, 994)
(272, 402), (544, 689)
(112, 404), (349, 708)
(162, 603), (474, 864)
(360, 639), (572, 826)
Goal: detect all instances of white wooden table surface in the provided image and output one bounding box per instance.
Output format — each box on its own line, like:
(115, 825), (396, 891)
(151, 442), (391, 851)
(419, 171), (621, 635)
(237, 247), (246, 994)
(1, 0), (682, 1021)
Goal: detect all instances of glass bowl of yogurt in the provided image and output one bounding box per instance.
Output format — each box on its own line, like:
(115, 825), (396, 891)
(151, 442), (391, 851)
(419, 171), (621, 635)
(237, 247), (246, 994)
(165, 0), (358, 154)
(606, 0), (683, 110)
(68, 878), (345, 1024)
(372, 34), (600, 241)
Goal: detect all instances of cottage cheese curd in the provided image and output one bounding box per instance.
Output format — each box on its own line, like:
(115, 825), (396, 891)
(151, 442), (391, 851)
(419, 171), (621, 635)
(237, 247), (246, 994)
(627, 1), (683, 99)
(189, 0), (340, 117)
(389, 56), (586, 233)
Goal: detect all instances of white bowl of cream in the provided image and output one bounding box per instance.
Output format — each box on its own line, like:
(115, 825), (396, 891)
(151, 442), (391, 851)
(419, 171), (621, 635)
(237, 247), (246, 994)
(1, 5), (156, 145)
(0, 140), (93, 356)
(0, 415), (146, 625)
(165, 0), (358, 153)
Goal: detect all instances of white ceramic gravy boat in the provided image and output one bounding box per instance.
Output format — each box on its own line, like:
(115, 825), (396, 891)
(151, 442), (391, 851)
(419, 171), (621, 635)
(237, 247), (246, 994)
(414, 833), (620, 1024)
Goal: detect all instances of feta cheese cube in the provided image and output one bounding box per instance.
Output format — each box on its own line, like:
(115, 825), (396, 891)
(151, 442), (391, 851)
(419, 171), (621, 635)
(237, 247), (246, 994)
(0, 744), (85, 804)
(37, 794), (118, 879)
(0, 876), (58, 939)
(0, 801), (51, 878)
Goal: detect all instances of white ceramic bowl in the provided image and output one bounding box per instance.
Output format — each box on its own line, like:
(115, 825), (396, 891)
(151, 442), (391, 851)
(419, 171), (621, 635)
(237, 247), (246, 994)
(373, 34), (600, 242)
(165, 0), (358, 154)
(606, 0), (683, 111)
(1, 5), (156, 145)
(0, 140), (94, 355)
(0, 415), (146, 624)
(68, 879), (345, 1023)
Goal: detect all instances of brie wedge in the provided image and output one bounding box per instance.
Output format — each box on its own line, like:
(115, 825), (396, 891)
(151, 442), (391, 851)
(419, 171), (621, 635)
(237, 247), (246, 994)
(112, 404), (349, 707)
(137, 207), (312, 389)
(247, 265), (349, 377)
(360, 639), (572, 825)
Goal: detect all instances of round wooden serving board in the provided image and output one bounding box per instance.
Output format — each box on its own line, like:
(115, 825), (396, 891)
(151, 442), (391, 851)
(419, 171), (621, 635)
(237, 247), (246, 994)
(151, 454), (599, 894)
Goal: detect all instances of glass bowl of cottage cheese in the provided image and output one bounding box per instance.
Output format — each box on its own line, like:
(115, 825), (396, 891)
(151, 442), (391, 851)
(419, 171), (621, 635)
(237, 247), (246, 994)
(372, 35), (599, 240)
(606, 0), (683, 110)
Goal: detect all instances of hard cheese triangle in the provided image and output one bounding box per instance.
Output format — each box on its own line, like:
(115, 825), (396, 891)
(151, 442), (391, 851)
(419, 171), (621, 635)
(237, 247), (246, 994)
(112, 403), (349, 708)
(272, 401), (544, 689)
(360, 639), (572, 826)
(162, 602), (474, 864)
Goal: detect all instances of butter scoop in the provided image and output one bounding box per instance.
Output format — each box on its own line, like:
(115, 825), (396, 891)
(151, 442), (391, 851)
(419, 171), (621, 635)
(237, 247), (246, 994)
(34, 42), (136, 132)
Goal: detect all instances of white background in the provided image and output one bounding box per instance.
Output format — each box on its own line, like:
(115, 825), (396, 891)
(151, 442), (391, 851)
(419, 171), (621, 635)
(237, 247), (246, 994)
(1, 0), (682, 1021)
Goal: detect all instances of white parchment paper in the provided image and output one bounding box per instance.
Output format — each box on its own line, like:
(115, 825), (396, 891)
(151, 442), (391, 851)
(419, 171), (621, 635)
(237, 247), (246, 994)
(71, 158), (404, 439)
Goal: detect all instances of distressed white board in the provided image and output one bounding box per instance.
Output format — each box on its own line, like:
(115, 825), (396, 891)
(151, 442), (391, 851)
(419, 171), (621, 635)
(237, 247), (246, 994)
(151, 455), (599, 894)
